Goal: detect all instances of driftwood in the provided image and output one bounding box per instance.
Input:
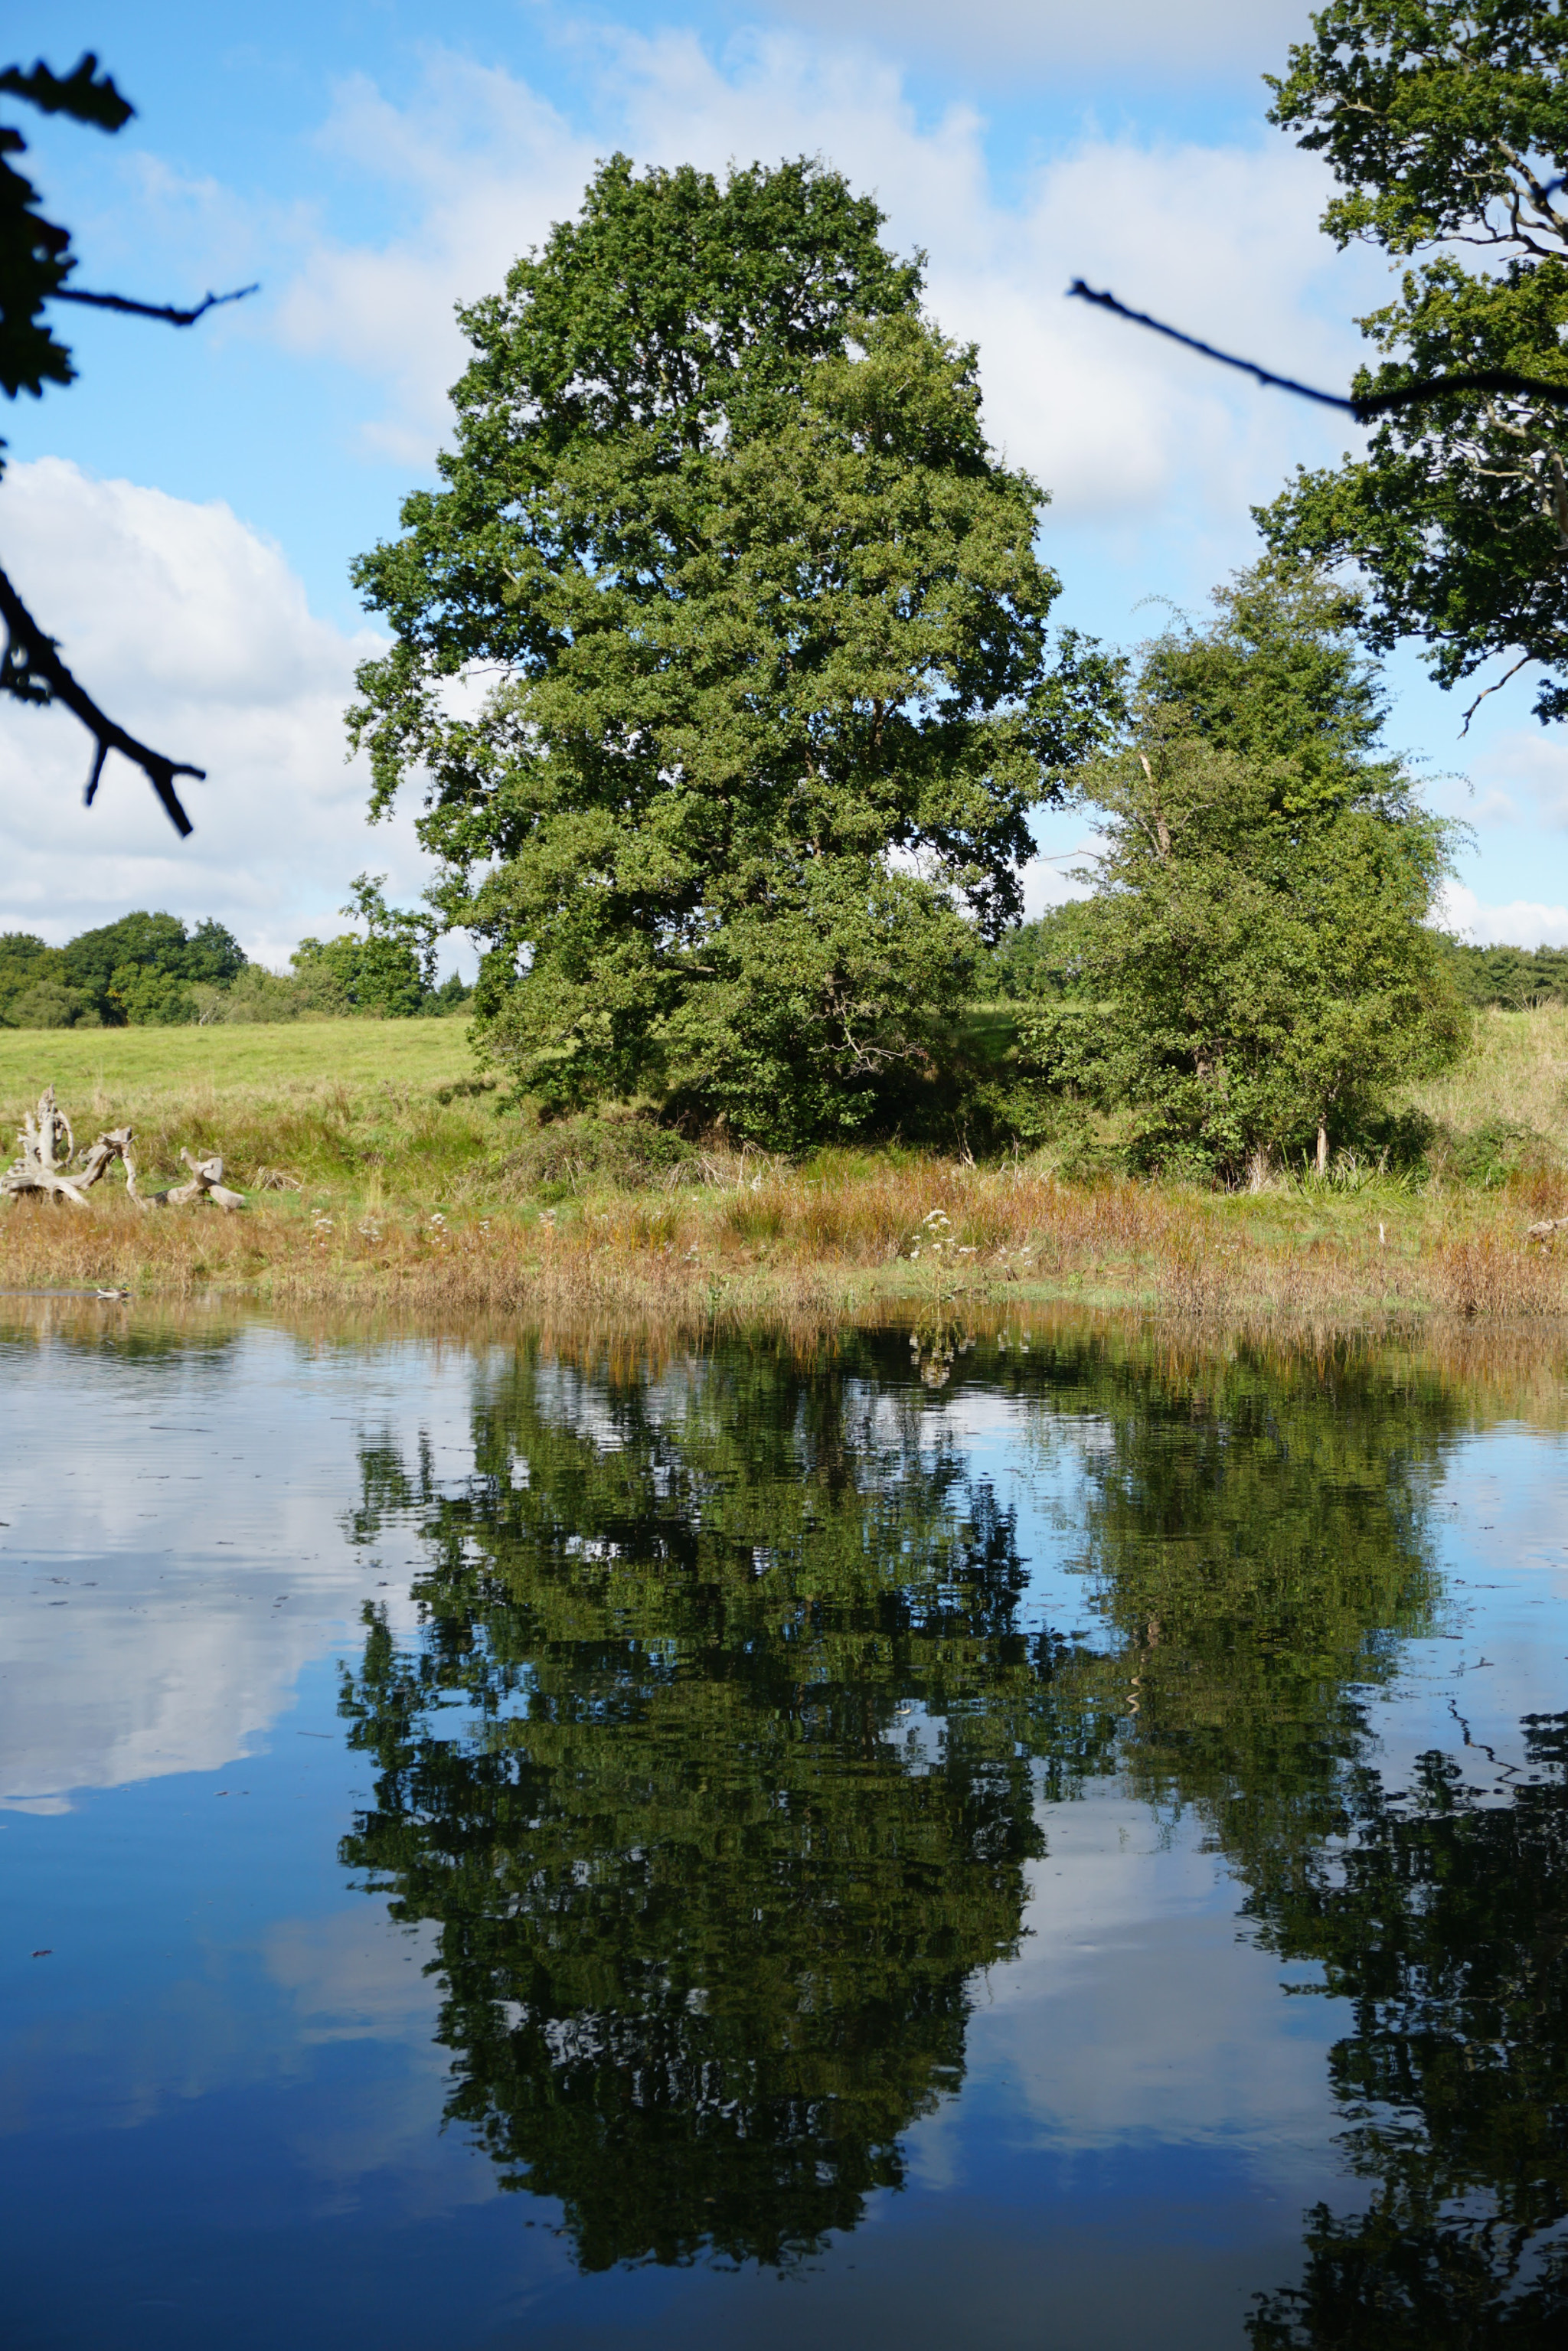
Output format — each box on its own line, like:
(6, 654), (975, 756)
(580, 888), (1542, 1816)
(2, 1087), (245, 1213)
(2, 1086), (93, 1207)
(126, 1144), (246, 1213)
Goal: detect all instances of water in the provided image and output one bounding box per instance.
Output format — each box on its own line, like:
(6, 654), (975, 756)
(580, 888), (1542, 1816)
(2, 1308), (1566, 2347)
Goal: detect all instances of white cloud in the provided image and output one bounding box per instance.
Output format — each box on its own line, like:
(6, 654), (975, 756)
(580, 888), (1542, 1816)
(759, 0), (1309, 77)
(1469, 723), (1568, 833)
(274, 57), (599, 465)
(1439, 882), (1568, 949)
(270, 34), (1380, 531)
(0, 458), (436, 965)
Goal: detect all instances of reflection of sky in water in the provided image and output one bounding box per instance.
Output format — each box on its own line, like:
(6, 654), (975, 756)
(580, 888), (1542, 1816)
(0, 1318), (1564, 2350)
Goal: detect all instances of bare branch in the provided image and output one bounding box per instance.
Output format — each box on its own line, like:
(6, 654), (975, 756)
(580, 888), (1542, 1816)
(1067, 281), (1568, 423)
(0, 565), (200, 834)
(1459, 651), (1536, 734)
(53, 282), (258, 328)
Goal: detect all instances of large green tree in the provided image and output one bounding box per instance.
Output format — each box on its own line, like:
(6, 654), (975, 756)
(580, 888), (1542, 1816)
(1025, 565), (1466, 1181)
(349, 155), (1114, 1147)
(1261, 2), (1568, 728)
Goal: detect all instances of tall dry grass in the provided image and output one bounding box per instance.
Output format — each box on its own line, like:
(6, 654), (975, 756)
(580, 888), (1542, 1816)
(4, 1011), (1568, 1327)
(5, 1150), (1566, 1327)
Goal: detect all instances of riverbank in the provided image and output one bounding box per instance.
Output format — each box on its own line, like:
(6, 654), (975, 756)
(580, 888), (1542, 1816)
(2, 1011), (1567, 1324)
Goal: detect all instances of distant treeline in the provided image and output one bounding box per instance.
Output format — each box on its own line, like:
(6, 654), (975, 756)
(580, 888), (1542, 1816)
(976, 909), (1568, 1014)
(0, 906), (472, 1030)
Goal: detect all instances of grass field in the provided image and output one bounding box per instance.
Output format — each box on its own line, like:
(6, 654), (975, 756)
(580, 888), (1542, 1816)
(2, 1009), (1567, 1328)
(0, 1017), (473, 1102)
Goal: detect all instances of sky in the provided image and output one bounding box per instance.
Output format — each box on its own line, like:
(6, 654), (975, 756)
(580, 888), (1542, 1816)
(3, 0), (1567, 971)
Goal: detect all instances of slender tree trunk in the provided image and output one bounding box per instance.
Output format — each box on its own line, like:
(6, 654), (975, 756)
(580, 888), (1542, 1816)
(1315, 1121), (1328, 1180)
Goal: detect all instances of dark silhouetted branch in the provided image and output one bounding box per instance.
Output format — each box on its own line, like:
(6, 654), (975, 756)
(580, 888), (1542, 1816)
(0, 565), (199, 835)
(1067, 280), (1568, 422)
(54, 282), (259, 328)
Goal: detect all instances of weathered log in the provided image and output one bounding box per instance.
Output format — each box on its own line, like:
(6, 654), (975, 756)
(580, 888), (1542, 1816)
(75, 1126), (136, 1189)
(122, 1147), (170, 1210)
(2, 1086), (91, 1207)
(139, 1148), (247, 1213)
(5, 1089), (246, 1213)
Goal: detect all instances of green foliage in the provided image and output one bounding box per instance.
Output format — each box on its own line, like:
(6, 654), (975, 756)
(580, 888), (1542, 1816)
(1, 890), (455, 1032)
(1263, 3), (1568, 723)
(0, 931), (85, 1027)
(1023, 565), (1467, 1180)
(1438, 935), (1568, 1008)
(1438, 1112), (1560, 1190)
(975, 901), (1099, 1001)
(60, 909), (247, 1026)
(349, 155), (1118, 1145)
(290, 872), (443, 1020)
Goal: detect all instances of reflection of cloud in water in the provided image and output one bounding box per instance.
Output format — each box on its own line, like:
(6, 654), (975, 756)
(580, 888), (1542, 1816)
(267, 1909), (443, 2044)
(0, 1325), (471, 1805)
(964, 1788), (1343, 2183)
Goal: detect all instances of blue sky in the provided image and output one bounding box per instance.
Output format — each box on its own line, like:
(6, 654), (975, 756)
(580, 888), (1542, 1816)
(4, 0), (1566, 965)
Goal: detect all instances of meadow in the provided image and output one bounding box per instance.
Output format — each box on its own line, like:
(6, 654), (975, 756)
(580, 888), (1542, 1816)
(2, 1009), (1566, 1330)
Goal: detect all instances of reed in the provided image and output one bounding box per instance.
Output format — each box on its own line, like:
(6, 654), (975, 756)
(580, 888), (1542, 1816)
(2, 1012), (1567, 1326)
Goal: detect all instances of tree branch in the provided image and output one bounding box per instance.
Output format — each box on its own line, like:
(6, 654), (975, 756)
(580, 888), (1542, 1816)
(53, 282), (258, 328)
(0, 564), (200, 834)
(1459, 651), (1536, 735)
(1067, 281), (1568, 422)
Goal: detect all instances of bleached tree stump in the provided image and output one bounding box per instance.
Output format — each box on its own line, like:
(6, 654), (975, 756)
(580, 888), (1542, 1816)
(126, 1144), (246, 1213)
(2, 1089), (246, 1213)
(2, 1086), (92, 1207)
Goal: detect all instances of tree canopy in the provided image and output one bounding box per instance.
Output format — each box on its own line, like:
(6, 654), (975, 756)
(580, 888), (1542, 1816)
(350, 154), (1116, 1146)
(1024, 564), (1466, 1180)
(1260, 1), (1568, 727)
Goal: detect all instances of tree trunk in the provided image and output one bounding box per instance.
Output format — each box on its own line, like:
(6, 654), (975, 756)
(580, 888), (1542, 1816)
(1315, 1122), (1329, 1179)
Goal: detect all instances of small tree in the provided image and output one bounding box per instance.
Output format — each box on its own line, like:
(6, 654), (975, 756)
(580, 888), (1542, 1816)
(349, 155), (1116, 1146)
(290, 873), (437, 1018)
(1028, 565), (1467, 1182)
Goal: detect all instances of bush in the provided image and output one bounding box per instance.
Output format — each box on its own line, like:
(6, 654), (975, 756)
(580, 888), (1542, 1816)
(5, 978), (96, 1029)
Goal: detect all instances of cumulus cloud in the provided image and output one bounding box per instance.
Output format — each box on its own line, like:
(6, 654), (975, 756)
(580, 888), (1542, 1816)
(272, 33), (1380, 530)
(274, 57), (599, 465)
(1469, 723), (1568, 833)
(0, 458), (436, 965)
(1439, 883), (1568, 949)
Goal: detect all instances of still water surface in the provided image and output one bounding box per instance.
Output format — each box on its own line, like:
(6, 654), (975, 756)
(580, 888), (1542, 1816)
(2, 1311), (1566, 2347)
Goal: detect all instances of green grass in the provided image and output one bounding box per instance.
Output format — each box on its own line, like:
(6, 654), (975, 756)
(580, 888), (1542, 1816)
(1404, 1002), (1568, 1164)
(0, 1017), (475, 1103)
(3, 1007), (1567, 1323)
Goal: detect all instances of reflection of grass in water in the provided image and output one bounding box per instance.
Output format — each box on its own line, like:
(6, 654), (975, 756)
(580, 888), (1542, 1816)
(2, 1015), (1568, 1321)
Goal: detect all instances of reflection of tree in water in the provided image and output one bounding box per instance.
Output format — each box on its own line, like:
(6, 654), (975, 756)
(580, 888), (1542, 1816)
(1052, 1341), (1454, 1880)
(340, 1341), (1070, 2269)
(1246, 1716), (1568, 2349)
(338, 1328), (1459, 2273)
